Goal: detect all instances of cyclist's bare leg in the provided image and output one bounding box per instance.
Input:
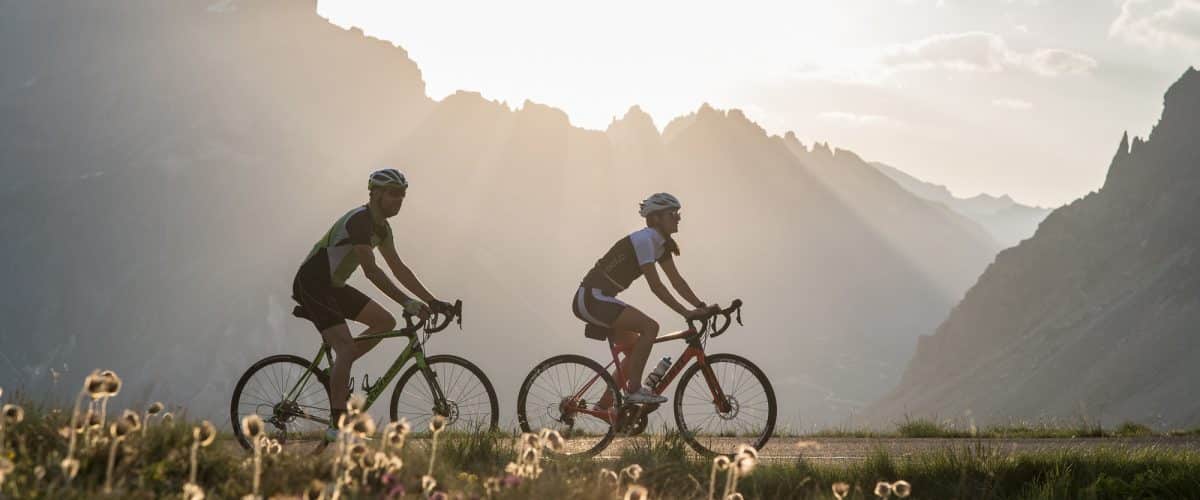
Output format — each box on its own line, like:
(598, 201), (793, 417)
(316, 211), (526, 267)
(610, 306), (659, 392)
(349, 300), (396, 361)
(321, 323), (356, 418)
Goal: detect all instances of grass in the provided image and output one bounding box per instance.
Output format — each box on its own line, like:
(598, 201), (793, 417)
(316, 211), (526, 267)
(3, 400), (1200, 499)
(786, 416), (1182, 440)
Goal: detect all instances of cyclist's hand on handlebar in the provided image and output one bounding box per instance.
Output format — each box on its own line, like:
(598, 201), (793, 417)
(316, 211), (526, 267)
(430, 299), (455, 314)
(402, 298), (431, 319)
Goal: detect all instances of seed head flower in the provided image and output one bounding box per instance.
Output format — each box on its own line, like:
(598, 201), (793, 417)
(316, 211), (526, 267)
(735, 453), (757, 475)
(60, 458), (80, 479)
(99, 370), (122, 397)
(541, 429), (565, 452)
(58, 426), (72, 439)
(735, 443), (759, 461)
(86, 370), (107, 399)
(349, 443), (368, 461)
(347, 394), (366, 416)
(726, 494), (745, 500)
(832, 482), (851, 500)
(874, 481), (892, 498)
(520, 447), (538, 465)
(712, 455), (731, 470)
(484, 476), (502, 495)
(0, 457), (13, 475)
(520, 432), (540, 451)
(892, 480), (912, 498)
(2, 404), (24, 425)
(110, 421), (132, 439)
(147, 402), (165, 415)
(87, 412), (103, 429)
(34, 465), (45, 480)
(183, 482), (206, 500)
(194, 420), (217, 447)
(121, 409), (142, 431)
(268, 439), (282, 455)
(599, 468), (619, 486)
(161, 412), (174, 424)
(385, 455), (403, 473)
(429, 414), (447, 433)
(241, 414), (265, 440)
(422, 474), (437, 492)
(623, 485), (649, 500)
(349, 412), (376, 438)
(621, 464), (643, 482)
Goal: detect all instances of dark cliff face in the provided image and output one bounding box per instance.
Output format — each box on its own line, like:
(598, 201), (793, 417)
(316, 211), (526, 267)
(870, 67), (1200, 428)
(0, 1), (998, 426)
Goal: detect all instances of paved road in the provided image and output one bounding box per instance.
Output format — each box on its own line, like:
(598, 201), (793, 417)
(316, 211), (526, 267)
(592, 436), (1200, 462)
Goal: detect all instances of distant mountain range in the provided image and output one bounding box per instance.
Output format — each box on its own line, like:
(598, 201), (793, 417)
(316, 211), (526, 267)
(871, 162), (1052, 248)
(0, 0), (1000, 427)
(869, 67), (1200, 429)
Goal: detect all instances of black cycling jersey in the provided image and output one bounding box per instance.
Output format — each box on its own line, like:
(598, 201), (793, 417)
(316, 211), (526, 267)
(580, 227), (675, 294)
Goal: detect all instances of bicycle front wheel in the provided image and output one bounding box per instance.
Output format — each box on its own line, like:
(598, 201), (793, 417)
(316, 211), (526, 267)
(516, 354), (622, 457)
(673, 353), (776, 456)
(230, 354), (331, 453)
(389, 355), (499, 434)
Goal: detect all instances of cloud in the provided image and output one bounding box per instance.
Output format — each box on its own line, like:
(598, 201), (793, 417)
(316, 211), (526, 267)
(877, 31), (1098, 77)
(991, 98), (1034, 110)
(1110, 0), (1200, 49)
(1027, 49), (1099, 76)
(818, 111), (904, 127)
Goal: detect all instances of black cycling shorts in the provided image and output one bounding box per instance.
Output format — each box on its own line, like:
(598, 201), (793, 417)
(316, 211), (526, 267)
(571, 286), (628, 331)
(293, 274), (371, 332)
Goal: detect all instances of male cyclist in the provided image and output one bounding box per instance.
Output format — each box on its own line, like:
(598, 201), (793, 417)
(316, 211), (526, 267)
(292, 168), (449, 438)
(572, 193), (713, 404)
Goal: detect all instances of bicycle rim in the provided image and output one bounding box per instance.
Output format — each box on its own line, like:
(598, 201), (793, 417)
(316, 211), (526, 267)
(389, 355), (499, 435)
(230, 354), (331, 453)
(673, 353), (776, 456)
(517, 354), (620, 457)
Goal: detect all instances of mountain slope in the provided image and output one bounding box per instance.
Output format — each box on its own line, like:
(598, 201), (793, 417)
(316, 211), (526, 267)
(869, 67), (1200, 428)
(871, 162), (1052, 247)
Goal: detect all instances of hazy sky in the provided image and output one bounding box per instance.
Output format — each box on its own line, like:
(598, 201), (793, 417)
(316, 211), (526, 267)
(316, 0), (1198, 207)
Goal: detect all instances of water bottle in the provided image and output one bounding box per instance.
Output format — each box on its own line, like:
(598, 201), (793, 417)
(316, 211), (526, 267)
(644, 356), (672, 388)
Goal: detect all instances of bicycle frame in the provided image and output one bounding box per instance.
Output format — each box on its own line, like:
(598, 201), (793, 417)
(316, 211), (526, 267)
(567, 327), (732, 424)
(280, 329), (445, 427)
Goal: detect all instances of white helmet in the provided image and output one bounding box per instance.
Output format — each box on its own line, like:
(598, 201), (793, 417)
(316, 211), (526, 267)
(638, 192), (681, 217)
(368, 168), (408, 190)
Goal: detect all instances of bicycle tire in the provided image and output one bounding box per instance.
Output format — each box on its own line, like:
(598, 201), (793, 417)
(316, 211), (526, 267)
(388, 354), (499, 434)
(516, 354), (622, 457)
(673, 353), (776, 456)
(230, 354), (331, 453)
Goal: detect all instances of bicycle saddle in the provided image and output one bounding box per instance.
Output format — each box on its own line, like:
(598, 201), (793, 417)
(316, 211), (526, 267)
(584, 324), (610, 341)
(292, 305), (311, 321)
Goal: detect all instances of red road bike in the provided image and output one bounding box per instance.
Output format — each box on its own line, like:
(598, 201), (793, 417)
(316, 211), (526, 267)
(516, 300), (776, 456)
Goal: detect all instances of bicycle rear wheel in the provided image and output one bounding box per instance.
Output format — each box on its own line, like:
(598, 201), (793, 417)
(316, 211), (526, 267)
(516, 354), (622, 457)
(673, 353), (776, 456)
(389, 355), (499, 434)
(230, 354), (331, 453)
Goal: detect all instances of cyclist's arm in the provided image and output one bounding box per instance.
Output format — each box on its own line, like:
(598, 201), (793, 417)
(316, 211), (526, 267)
(379, 237), (438, 304)
(642, 263), (690, 316)
(659, 256), (706, 308)
(353, 244), (415, 306)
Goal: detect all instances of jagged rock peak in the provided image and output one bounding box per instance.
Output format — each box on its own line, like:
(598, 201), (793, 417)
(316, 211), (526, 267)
(811, 142), (833, 157)
(783, 131), (803, 147)
(517, 99), (571, 126)
(607, 105), (658, 133)
(833, 147), (864, 163)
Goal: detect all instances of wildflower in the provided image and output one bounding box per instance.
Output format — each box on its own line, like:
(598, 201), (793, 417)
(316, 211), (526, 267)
(832, 482), (850, 500)
(110, 421), (132, 439)
(520, 446), (538, 465)
(121, 409), (142, 432)
(599, 468), (619, 487)
(520, 432), (540, 451)
(347, 394), (366, 416)
(349, 442), (368, 462)
(161, 412), (175, 424)
(735, 443), (758, 461)
(194, 421), (217, 446)
(147, 401), (165, 416)
(58, 426), (72, 439)
(735, 454), (756, 476)
(105, 421), (133, 492)
(429, 414), (447, 433)
(892, 480), (912, 498)
(349, 412), (376, 438)
(268, 439), (282, 455)
(726, 495), (745, 500)
(621, 464), (643, 482)
(87, 412), (103, 429)
(874, 481), (892, 498)
(422, 474), (437, 492)
(34, 465), (46, 481)
(183, 482), (206, 500)
(624, 485), (649, 500)
(86, 371), (108, 400)
(0, 457), (13, 486)
(541, 429), (565, 452)
(99, 370), (122, 397)
(2, 404), (24, 425)
(385, 455), (403, 473)
(242, 414), (265, 441)
(505, 462), (520, 475)
(60, 457), (80, 479)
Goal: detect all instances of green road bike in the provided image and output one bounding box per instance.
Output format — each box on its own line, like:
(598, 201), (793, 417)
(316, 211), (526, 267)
(230, 300), (499, 452)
